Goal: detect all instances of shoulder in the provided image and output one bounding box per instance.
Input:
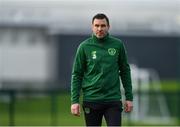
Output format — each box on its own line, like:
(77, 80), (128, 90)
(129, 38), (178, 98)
(76, 37), (92, 53)
(109, 35), (124, 46)
(79, 37), (92, 47)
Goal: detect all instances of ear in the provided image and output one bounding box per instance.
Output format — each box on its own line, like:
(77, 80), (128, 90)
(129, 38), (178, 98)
(108, 25), (110, 30)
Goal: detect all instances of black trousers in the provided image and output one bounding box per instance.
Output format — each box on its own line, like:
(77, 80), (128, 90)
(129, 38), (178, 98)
(82, 101), (122, 126)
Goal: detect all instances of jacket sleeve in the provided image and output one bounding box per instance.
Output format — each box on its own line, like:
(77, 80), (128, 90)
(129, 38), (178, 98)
(71, 44), (86, 104)
(119, 43), (133, 101)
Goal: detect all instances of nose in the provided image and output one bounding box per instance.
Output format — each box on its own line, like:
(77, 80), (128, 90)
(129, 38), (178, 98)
(98, 26), (102, 31)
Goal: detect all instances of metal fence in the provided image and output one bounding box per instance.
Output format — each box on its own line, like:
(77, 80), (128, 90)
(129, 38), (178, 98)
(0, 90), (179, 126)
(0, 89), (60, 126)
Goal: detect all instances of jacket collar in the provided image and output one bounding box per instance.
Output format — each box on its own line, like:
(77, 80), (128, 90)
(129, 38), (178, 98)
(92, 33), (109, 43)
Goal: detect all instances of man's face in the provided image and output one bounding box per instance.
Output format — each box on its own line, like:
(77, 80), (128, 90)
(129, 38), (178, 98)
(92, 18), (110, 39)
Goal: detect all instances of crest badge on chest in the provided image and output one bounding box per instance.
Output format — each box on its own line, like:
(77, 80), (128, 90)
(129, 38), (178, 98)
(108, 48), (116, 56)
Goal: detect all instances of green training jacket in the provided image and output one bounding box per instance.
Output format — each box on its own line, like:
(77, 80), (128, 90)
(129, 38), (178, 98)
(71, 33), (133, 104)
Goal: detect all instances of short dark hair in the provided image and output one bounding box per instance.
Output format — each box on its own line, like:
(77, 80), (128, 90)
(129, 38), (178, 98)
(92, 13), (109, 26)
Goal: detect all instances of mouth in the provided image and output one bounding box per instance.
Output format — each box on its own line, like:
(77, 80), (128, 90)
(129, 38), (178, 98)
(97, 32), (104, 36)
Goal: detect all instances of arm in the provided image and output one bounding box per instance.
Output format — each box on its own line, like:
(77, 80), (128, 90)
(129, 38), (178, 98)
(71, 44), (86, 116)
(119, 43), (133, 112)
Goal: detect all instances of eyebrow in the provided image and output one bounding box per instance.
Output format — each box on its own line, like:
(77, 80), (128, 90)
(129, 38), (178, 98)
(94, 24), (106, 27)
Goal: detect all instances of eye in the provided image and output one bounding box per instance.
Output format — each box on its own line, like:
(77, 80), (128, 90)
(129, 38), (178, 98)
(101, 24), (106, 27)
(95, 24), (99, 27)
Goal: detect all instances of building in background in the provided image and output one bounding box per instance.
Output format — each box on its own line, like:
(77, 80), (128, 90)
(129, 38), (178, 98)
(0, 0), (179, 90)
(0, 24), (57, 90)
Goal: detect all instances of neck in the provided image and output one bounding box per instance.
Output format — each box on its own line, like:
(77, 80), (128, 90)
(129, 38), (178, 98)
(92, 33), (109, 43)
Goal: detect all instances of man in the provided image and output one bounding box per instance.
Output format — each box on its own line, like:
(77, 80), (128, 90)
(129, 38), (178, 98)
(71, 13), (133, 126)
